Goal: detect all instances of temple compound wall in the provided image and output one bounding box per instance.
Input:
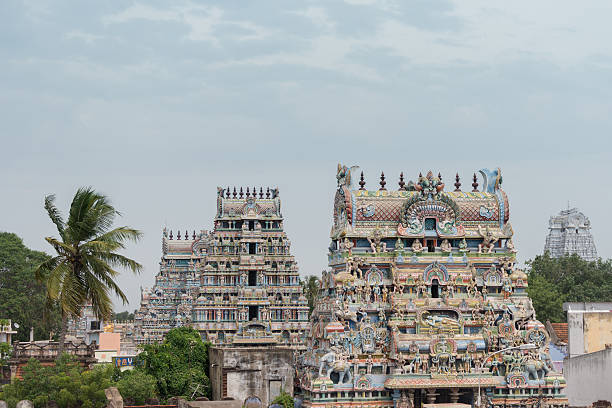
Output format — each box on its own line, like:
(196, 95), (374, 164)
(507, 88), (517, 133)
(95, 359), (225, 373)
(133, 186), (310, 348)
(210, 346), (294, 406)
(544, 208), (597, 261)
(297, 165), (568, 408)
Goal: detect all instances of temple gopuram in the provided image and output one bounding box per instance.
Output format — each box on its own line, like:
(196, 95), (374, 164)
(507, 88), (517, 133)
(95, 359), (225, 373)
(134, 187), (310, 347)
(297, 165), (568, 408)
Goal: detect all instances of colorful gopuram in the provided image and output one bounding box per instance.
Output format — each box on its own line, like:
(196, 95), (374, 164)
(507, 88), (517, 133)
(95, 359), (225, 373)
(134, 187), (310, 347)
(297, 166), (567, 408)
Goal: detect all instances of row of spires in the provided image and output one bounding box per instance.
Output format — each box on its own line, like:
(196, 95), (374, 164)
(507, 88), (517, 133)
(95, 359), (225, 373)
(166, 230), (197, 240)
(220, 187), (278, 199)
(358, 172), (481, 192)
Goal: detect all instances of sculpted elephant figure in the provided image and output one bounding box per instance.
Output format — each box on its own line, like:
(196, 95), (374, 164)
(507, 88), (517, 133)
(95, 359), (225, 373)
(523, 358), (549, 381)
(319, 351), (352, 384)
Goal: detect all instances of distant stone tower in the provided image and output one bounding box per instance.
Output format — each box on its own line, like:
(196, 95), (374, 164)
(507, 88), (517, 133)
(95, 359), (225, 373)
(545, 208), (597, 261)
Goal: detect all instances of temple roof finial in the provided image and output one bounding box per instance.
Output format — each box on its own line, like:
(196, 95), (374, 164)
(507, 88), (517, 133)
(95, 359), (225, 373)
(399, 172), (406, 190)
(379, 172), (387, 191)
(359, 171), (366, 190)
(472, 173), (479, 192)
(454, 173), (461, 191)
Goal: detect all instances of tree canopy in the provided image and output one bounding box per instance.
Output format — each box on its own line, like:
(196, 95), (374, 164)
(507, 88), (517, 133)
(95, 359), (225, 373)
(136, 327), (211, 400)
(301, 275), (320, 316)
(526, 252), (612, 323)
(0, 232), (61, 342)
(0, 354), (157, 408)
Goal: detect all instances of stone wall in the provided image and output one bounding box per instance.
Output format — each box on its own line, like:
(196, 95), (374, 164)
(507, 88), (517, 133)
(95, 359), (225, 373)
(564, 347), (612, 406)
(210, 346), (294, 407)
(565, 303), (612, 357)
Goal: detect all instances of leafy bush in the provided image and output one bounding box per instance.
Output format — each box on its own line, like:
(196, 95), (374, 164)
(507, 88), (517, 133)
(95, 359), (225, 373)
(116, 370), (157, 404)
(271, 390), (294, 408)
(0, 355), (114, 408)
(136, 327), (211, 400)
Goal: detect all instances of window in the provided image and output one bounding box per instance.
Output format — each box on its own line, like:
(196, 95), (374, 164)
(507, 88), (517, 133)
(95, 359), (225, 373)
(248, 220), (255, 231)
(248, 270), (257, 286)
(249, 306), (258, 321)
(425, 218), (436, 231)
(249, 243), (256, 254)
(431, 279), (439, 298)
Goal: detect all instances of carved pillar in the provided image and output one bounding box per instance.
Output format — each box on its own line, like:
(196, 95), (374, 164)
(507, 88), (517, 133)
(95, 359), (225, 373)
(450, 388), (460, 403)
(426, 388), (438, 404)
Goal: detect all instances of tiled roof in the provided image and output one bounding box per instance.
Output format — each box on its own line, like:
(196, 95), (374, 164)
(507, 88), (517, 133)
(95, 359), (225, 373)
(550, 322), (568, 343)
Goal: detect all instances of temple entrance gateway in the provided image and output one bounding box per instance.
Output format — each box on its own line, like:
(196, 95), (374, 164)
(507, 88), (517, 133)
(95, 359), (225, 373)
(297, 165), (568, 408)
(431, 279), (440, 298)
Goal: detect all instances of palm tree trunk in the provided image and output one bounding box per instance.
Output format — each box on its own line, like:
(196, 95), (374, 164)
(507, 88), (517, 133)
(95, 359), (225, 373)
(58, 312), (67, 358)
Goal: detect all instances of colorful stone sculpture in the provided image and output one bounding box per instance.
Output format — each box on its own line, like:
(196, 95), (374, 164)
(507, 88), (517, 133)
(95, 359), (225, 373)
(297, 165), (568, 408)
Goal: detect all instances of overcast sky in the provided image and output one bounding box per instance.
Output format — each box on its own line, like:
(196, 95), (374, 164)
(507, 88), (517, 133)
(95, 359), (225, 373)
(1, 1), (611, 312)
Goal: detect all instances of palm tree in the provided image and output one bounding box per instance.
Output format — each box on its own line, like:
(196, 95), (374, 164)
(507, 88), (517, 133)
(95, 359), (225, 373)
(35, 187), (142, 355)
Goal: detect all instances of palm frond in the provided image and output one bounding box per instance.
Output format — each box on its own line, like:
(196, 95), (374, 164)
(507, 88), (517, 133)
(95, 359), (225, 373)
(44, 237), (76, 257)
(95, 252), (143, 274)
(83, 255), (130, 305)
(66, 187), (118, 243)
(34, 256), (63, 282)
(44, 194), (66, 239)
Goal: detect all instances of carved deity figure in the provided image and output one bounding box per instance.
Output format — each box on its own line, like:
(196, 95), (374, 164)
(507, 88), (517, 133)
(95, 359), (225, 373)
(373, 284), (381, 303)
(467, 277), (477, 297)
(447, 280), (456, 297)
(382, 286), (389, 303)
(365, 284), (372, 304)
(416, 276), (428, 298)
(440, 239), (452, 253)
(458, 238), (469, 253)
(502, 277), (512, 299)
(367, 228), (387, 254)
(478, 225), (499, 253)
(505, 238), (517, 253)
(395, 237), (405, 251)
(344, 238), (354, 255)
(411, 239), (424, 253)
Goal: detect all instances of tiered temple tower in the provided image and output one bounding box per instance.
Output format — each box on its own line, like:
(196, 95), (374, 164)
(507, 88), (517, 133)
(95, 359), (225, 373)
(544, 208), (597, 261)
(297, 166), (568, 408)
(134, 187), (310, 347)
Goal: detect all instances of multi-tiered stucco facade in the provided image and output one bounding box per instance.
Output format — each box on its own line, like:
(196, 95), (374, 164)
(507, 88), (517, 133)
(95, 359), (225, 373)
(544, 208), (597, 261)
(134, 187), (309, 347)
(297, 166), (567, 408)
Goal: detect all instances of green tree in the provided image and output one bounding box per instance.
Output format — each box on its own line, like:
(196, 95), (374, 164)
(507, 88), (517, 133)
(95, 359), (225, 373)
(112, 310), (135, 321)
(526, 252), (612, 322)
(0, 232), (61, 342)
(0, 342), (11, 367)
(116, 370), (158, 404)
(271, 390), (295, 408)
(301, 275), (320, 316)
(0, 354), (114, 408)
(34, 188), (142, 355)
(136, 327), (211, 400)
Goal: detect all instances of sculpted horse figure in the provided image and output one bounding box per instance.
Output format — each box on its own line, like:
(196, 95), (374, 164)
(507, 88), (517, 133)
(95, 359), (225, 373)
(319, 351), (352, 384)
